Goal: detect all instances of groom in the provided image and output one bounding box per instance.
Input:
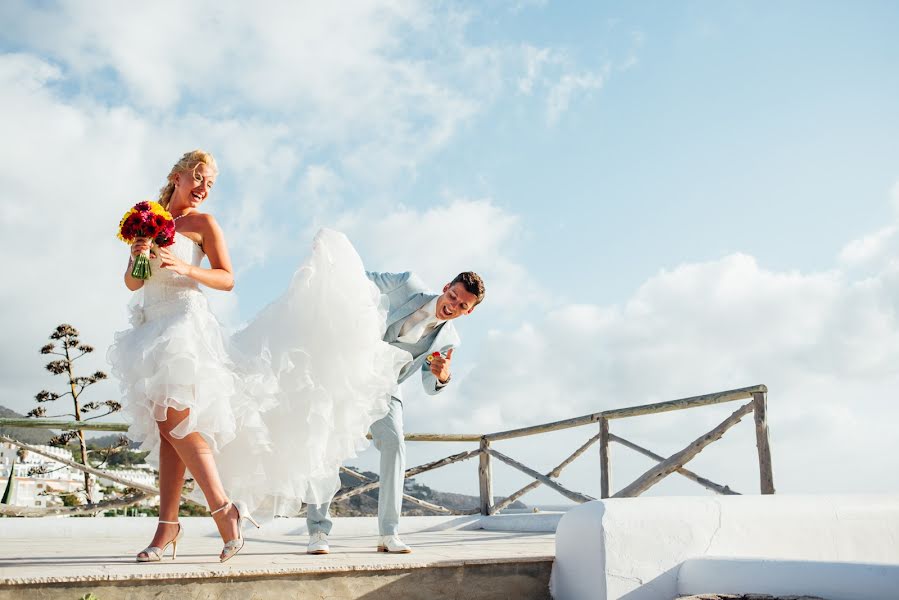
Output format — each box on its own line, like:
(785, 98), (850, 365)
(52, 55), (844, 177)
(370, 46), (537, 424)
(306, 270), (486, 554)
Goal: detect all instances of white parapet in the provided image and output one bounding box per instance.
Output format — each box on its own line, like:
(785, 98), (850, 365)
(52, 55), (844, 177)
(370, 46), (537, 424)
(550, 495), (899, 600)
(678, 557), (899, 600)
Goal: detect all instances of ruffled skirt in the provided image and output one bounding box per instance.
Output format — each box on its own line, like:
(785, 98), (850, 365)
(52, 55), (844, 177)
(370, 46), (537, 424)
(107, 229), (409, 513)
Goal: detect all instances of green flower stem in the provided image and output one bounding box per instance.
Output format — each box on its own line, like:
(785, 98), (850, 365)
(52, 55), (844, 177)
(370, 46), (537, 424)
(131, 253), (152, 280)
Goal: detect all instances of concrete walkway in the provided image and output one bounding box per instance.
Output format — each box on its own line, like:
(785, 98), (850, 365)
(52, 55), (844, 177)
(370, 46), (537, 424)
(0, 515), (558, 600)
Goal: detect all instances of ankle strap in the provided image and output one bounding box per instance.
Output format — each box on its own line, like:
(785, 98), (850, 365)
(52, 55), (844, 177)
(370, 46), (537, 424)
(158, 520), (179, 524)
(210, 501), (232, 516)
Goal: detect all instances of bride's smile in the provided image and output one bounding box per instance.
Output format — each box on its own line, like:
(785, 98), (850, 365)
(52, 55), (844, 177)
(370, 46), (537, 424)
(171, 164), (216, 212)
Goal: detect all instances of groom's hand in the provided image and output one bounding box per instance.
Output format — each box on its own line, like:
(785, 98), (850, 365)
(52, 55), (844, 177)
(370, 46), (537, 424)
(430, 348), (454, 384)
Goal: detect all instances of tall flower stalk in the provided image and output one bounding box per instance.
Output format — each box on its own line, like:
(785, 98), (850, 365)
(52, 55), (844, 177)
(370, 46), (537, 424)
(27, 324), (122, 504)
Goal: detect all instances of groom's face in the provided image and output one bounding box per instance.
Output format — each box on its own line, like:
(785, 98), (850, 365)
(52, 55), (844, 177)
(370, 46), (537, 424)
(435, 282), (479, 321)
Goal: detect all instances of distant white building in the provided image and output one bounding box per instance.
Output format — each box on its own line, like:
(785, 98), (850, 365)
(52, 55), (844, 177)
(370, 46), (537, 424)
(0, 442), (101, 508)
(404, 477), (432, 497)
(98, 468), (156, 491)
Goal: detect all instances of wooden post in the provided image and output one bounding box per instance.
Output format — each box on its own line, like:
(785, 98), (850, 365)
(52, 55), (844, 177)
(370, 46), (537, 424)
(752, 391), (775, 494)
(479, 437), (494, 515)
(599, 418), (611, 499)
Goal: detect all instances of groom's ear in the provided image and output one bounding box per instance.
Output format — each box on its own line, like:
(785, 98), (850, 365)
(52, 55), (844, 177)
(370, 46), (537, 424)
(443, 282), (451, 293)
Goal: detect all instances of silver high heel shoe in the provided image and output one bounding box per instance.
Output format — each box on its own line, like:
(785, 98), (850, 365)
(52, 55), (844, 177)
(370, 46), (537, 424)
(212, 500), (260, 563)
(136, 520), (183, 562)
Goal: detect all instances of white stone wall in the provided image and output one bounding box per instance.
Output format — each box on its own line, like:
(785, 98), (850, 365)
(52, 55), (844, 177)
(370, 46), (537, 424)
(98, 469), (156, 490)
(551, 495), (899, 600)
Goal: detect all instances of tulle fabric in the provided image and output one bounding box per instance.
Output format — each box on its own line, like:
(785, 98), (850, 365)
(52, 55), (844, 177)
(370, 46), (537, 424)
(107, 233), (276, 472)
(222, 229), (410, 515)
(107, 229), (408, 514)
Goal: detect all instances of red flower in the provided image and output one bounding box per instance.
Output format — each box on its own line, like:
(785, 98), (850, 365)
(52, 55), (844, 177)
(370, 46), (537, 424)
(118, 202), (175, 244)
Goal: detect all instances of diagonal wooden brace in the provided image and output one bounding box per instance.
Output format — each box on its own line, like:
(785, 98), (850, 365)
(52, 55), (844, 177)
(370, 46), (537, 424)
(486, 447), (595, 504)
(612, 401), (754, 498)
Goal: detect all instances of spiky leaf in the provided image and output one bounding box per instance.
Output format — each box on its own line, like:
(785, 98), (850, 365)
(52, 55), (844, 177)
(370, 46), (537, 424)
(45, 360), (68, 375)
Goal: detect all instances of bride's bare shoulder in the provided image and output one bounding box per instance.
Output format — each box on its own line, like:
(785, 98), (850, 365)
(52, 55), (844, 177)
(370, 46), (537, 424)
(176, 213), (223, 248)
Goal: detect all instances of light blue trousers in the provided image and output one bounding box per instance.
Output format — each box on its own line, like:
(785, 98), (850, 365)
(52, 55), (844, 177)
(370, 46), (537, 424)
(307, 398), (405, 536)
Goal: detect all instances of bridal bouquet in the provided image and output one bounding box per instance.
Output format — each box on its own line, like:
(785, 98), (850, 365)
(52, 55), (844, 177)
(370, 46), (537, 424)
(117, 201), (176, 279)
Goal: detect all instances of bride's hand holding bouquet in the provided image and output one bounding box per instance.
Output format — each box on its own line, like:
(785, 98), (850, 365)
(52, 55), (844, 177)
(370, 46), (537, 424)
(130, 236), (153, 266)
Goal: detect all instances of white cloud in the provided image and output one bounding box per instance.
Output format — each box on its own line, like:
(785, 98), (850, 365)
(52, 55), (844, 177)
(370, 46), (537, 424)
(0, 54), (149, 415)
(406, 232), (899, 497)
(14, 1), (882, 508)
(515, 22), (645, 124)
(838, 226), (898, 267)
(838, 183), (899, 272)
(0, 39), (531, 418)
(546, 67), (608, 124)
(297, 165), (344, 219)
(514, 32), (646, 124)
(2, 0), (582, 420)
(513, 44), (617, 125)
(518, 45), (555, 95)
(0, 1), (496, 186)
(341, 179), (899, 500)
(332, 197), (540, 310)
(507, 0), (548, 14)
(618, 30), (646, 71)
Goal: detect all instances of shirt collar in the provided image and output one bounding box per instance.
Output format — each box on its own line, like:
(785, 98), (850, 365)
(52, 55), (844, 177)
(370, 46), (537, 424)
(421, 297), (439, 322)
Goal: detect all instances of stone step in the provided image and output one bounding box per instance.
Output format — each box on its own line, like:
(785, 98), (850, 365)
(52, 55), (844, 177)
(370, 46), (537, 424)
(0, 558), (553, 600)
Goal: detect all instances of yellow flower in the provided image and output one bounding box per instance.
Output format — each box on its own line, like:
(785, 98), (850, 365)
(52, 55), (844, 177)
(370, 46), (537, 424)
(148, 201), (173, 219)
(117, 201), (173, 243)
(116, 207), (138, 242)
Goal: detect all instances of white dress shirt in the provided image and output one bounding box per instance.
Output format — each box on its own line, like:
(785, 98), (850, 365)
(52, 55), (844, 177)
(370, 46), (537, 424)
(397, 298), (440, 343)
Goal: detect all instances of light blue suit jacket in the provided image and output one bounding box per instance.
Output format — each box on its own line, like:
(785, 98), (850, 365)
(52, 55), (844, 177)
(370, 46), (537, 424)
(366, 271), (460, 397)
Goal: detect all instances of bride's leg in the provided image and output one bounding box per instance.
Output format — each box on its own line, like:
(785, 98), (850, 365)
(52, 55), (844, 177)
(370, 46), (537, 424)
(139, 435), (186, 557)
(158, 407), (239, 543)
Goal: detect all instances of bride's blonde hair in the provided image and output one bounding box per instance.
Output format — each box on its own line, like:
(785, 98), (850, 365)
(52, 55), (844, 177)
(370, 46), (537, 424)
(158, 150), (219, 210)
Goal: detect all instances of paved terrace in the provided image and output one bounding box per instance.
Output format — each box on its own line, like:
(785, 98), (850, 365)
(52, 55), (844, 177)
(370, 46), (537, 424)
(0, 514), (559, 600)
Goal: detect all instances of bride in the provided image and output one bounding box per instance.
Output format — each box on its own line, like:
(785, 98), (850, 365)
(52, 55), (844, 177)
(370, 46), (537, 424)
(107, 150), (408, 563)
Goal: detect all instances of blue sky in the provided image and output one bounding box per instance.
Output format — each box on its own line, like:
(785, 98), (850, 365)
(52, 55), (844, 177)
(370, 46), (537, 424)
(458, 1), (898, 293)
(2, 1), (898, 503)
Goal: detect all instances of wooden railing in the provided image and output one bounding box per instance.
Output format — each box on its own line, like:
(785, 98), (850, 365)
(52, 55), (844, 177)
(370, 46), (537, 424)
(0, 384), (773, 517)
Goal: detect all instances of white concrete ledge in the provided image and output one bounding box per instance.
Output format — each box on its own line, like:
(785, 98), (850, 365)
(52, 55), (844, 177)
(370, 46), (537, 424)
(550, 495), (899, 600)
(678, 557), (899, 600)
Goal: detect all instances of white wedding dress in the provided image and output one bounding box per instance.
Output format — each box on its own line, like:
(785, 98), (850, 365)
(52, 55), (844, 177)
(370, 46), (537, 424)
(107, 229), (409, 516)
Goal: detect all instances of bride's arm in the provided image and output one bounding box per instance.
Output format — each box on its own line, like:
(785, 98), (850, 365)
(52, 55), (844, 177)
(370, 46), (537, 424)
(157, 215), (235, 291)
(123, 237), (150, 291)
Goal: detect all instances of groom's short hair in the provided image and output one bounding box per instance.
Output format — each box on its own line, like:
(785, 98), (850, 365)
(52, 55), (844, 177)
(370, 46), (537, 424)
(451, 272), (486, 306)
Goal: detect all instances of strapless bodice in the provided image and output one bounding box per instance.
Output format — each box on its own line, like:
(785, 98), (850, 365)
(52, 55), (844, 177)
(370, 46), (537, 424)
(140, 233), (206, 320)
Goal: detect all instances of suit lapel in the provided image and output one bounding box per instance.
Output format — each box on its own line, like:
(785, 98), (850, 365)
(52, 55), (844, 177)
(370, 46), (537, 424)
(428, 322), (452, 352)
